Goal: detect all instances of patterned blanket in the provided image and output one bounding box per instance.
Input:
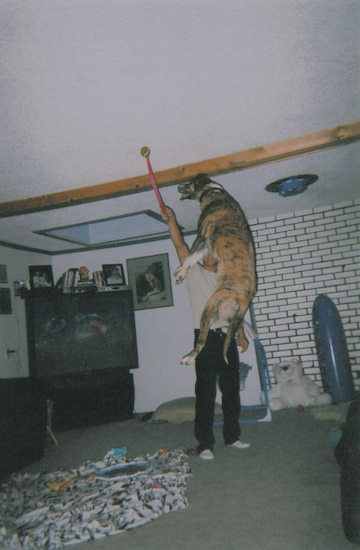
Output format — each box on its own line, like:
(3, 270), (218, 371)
(0, 448), (191, 549)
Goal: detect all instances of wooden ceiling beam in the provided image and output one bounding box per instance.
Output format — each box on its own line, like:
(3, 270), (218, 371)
(0, 121), (359, 218)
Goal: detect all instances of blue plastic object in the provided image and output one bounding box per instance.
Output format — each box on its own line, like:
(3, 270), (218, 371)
(312, 294), (355, 404)
(265, 174), (318, 197)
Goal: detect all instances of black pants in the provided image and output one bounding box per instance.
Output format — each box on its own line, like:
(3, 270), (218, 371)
(194, 329), (241, 452)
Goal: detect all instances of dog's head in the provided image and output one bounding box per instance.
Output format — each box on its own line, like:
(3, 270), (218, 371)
(273, 359), (303, 384)
(177, 173), (223, 202)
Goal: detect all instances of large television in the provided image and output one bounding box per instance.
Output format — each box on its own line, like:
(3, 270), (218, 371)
(25, 288), (139, 379)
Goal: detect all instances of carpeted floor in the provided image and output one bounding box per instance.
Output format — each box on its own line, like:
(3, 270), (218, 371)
(2, 403), (355, 550)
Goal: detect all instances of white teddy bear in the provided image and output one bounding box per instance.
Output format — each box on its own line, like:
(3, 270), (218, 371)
(260, 359), (332, 411)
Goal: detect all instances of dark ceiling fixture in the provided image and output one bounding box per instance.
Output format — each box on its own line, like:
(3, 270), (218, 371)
(265, 174), (318, 197)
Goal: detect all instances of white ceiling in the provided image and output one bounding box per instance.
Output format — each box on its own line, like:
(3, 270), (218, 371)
(0, 0), (359, 254)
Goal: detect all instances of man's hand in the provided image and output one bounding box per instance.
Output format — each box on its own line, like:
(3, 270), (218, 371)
(161, 206), (175, 223)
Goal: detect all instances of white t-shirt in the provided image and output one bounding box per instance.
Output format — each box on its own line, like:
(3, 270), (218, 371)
(186, 263), (227, 331)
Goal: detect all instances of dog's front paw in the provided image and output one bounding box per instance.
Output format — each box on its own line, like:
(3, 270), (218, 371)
(173, 265), (187, 284)
(180, 350), (197, 365)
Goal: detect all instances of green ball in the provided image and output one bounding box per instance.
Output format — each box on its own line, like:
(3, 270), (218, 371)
(140, 146), (150, 158)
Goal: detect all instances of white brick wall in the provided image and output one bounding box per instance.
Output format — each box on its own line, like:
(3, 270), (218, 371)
(250, 199), (360, 391)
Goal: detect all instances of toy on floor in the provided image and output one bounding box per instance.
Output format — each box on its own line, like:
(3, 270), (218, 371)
(260, 359), (332, 411)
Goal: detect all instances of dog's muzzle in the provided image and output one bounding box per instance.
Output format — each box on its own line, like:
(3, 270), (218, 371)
(177, 183), (194, 201)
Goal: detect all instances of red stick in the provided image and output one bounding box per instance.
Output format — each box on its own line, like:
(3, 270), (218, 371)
(141, 147), (168, 220)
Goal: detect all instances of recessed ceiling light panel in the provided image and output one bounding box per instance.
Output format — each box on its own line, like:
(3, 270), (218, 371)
(265, 174), (318, 197)
(35, 210), (171, 248)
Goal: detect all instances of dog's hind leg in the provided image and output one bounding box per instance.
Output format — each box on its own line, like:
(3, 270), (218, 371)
(222, 303), (250, 363)
(236, 324), (249, 353)
(180, 305), (214, 365)
(180, 329), (209, 365)
(180, 346), (204, 366)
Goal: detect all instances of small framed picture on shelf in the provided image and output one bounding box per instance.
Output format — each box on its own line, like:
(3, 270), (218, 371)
(126, 253), (173, 311)
(102, 264), (126, 286)
(29, 265), (54, 289)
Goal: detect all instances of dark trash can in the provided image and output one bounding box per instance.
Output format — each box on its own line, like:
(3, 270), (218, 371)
(0, 378), (47, 478)
(335, 394), (360, 544)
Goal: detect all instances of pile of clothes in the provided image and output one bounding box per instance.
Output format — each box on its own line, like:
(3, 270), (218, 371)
(0, 448), (191, 549)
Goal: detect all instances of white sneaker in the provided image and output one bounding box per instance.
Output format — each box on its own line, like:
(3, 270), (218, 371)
(227, 440), (250, 449)
(199, 449), (214, 460)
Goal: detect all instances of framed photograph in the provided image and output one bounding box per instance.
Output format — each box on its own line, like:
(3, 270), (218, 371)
(126, 253), (173, 311)
(102, 264), (126, 286)
(29, 265), (54, 289)
(0, 265), (8, 284)
(0, 288), (12, 314)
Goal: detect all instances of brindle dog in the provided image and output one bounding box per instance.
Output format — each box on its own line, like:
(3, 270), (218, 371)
(175, 173), (257, 365)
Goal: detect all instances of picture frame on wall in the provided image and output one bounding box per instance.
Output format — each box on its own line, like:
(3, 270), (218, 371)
(0, 264), (8, 284)
(126, 253), (173, 311)
(0, 288), (12, 314)
(102, 264), (126, 286)
(29, 265), (54, 289)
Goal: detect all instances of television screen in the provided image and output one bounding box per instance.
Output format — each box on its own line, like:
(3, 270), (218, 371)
(26, 289), (139, 378)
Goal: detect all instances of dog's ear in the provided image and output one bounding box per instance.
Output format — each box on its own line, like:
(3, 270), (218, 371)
(189, 173), (212, 186)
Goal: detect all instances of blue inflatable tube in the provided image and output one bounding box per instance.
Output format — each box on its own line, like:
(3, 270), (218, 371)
(312, 294), (355, 404)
